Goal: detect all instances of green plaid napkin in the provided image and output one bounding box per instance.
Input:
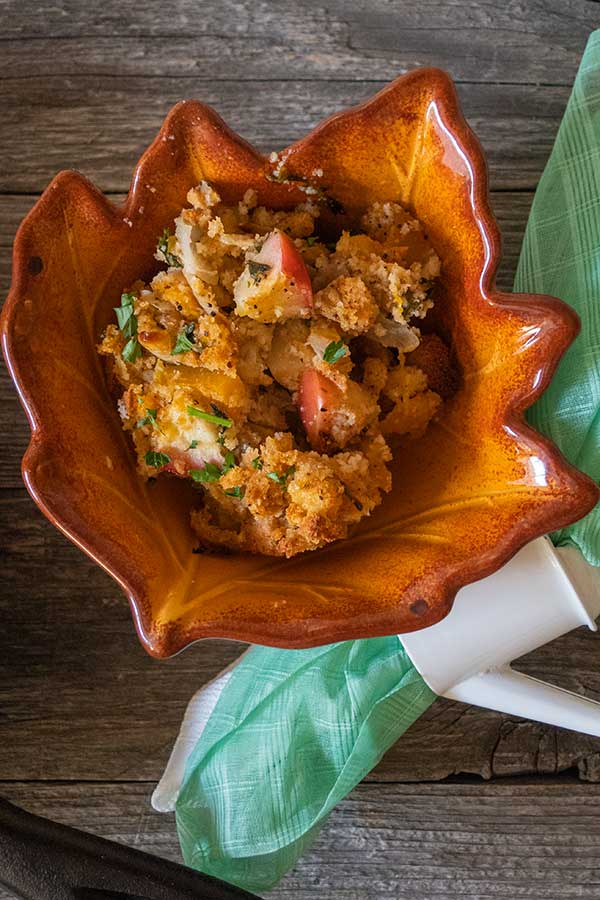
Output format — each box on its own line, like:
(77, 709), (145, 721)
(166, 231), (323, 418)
(165, 33), (600, 895)
(175, 638), (435, 893)
(515, 29), (600, 565)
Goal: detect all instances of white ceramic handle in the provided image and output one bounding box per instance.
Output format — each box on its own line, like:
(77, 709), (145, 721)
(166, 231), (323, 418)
(447, 666), (600, 737)
(400, 537), (600, 735)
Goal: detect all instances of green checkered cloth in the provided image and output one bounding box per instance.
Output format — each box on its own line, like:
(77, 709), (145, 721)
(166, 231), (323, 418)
(515, 29), (600, 565)
(174, 33), (600, 894)
(176, 638), (435, 893)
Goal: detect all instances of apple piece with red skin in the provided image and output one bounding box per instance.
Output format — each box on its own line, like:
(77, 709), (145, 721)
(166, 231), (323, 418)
(233, 229), (313, 322)
(258, 230), (313, 310)
(152, 447), (225, 479)
(298, 368), (344, 451)
(299, 367), (379, 451)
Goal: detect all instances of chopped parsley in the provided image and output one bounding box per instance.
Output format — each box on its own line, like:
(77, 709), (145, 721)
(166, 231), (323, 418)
(172, 323), (197, 355)
(122, 336), (142, 363)
(188, 450), (236, 485)
(136, 408), (158, 429)
(115, 292), (142, 362)
(306, 236), (318, 247)
(187, 406), (232, 428)
(251, 456), (263, 470)
(267, 466), (296, 488)
(156, 228), (182, 267)
(114, 293), (136, 335)
(323, 340), (348, 365)
(189, 463), (223, 484)
(188, 440), (199, 450)
(224, 485), (245, 499)
(145, 451), (170, 468)
(248, 260), (271, 285)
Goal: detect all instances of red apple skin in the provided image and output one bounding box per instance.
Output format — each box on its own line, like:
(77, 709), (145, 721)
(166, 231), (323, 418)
(298, 368), (342, 450)
(234, 230), (313, 320)
(161, 448), (222, 479)
(255, 230), (313, 313)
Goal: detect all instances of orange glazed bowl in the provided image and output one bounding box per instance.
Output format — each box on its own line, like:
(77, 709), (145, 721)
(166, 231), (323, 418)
(2, 69), (598, 657)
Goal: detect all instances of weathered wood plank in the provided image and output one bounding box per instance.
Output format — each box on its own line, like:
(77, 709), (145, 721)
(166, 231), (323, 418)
(0, 493), (599, 784)
(0, 79), (568, 192)
(0, 0), (595, 86)
(1, 780), (600, 899)
(0, 4), (597, 897)
(0, 493), (244, 782)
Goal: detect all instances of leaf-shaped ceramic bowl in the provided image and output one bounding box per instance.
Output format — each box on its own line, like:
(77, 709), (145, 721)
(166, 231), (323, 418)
(2, 69), (598, 657)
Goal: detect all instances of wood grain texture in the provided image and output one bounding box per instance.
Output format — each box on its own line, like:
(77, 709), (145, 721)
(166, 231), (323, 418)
(1, 1), (599, 897)
(0, 0), (595, 85)
(1, 780), (600, 900)
(0, 79), (570, 192)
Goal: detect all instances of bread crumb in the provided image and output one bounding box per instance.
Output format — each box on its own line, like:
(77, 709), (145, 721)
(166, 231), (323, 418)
(99, 187), (447, 558)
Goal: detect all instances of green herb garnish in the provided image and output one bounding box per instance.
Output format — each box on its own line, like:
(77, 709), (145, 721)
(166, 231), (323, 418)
(136, 408), (158, 429)
(156, 228), (182, 268)
(145, 451), (170, 468)
(251, 456), (263, 470)
(222, 451), (236, 473)
(115, 292), (142, 362)
(189, 463), (223, 484)
(323, 340), (348, 365)
(325, 241), (338, 253)
(188, 450), (236, 486)
(187, 406), (232, 428)
(172, 323), (197, 355)
(188, 440), (199, 450)
(306, 236), (318, 247)
(248, 260), (271, 285)
(122, 336), (142, 363)
(224, 485), (245, 499)
(114, 292), (136, 335)
(267, 466), (296, 488)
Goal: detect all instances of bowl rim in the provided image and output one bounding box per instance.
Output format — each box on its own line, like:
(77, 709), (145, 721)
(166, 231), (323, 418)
(2, 67), (599, 657)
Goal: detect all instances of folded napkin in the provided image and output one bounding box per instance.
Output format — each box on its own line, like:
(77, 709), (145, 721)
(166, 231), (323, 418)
(154, 32), (600, 893)
(153, 639), (435, 893)
(514, 28), (600, 565)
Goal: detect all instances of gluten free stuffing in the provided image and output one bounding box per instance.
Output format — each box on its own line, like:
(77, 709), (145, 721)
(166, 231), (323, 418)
(98, 181), (454, 557)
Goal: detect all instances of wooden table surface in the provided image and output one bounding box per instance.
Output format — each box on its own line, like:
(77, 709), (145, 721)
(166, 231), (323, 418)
(2, 2), (600, 897)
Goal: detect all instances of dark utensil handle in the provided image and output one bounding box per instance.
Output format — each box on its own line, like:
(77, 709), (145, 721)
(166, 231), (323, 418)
(0, 797), (260, 900)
